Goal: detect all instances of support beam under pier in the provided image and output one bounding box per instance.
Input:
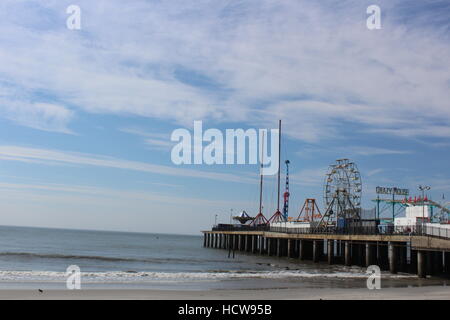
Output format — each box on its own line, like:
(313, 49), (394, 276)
(252, 235), (257, 253)
(259, 237), (264, 254)
(365, 242), (374, 267)
(417, 250), (426, 278)
(288, 239), (293, 258)
(298, 240), (305, 260)
(327, 240), (334, 264)
(388, 242), (397, 274)
(345, 241), (351, 266)
(277, 239), (282, 257)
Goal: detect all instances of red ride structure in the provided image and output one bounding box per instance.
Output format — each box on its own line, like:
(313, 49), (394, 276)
(297, 199), (322, 222)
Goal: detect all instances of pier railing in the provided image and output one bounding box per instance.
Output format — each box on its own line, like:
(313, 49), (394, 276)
(211, 224), (450, 240)
(423, 224), (450, 239)
(212, 224), (270, 232)
(270, 224), (450, 239)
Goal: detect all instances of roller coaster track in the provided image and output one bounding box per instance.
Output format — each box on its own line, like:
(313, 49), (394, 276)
(372, 198), (450, 215)
(428, 200), (450, 215)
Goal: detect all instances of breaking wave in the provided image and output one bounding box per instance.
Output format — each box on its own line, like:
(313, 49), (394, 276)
(0, 269), (416, 283)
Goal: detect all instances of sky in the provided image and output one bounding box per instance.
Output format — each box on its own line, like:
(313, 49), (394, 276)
(0, 0), (449, 235)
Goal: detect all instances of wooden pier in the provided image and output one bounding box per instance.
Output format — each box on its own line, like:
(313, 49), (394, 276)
(202, 230), (450, 278)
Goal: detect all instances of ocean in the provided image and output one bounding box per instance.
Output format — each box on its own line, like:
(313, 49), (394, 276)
(0, 225), (444, 290)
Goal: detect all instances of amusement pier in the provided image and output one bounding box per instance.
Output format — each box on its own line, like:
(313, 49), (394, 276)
(202, 222), (450, 278)
(202, 121), (450, 278)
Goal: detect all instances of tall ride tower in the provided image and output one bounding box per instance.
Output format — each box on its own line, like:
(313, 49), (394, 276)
(282, 160), (290, 221)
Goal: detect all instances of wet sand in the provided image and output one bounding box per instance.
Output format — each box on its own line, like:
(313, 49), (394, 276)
(1, 285), (450, 300)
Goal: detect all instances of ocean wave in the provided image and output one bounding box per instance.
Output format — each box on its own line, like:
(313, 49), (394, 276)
(0, 252), (230, 265)
(0, 269), (416, 283)
(0, 252), (135, 263)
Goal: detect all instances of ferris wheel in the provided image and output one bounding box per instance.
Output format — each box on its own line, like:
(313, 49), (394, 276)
(324, 159), (362, 211)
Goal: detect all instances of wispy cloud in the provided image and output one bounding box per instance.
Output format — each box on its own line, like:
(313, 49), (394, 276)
(366, 168), (384, 177)
(0, 100), (74, 134)
(0, 181), (252, 208)
(119, 127), (174, 150)
(368, 126), (450, 139)
(296, 145), (411, 158)
(0, 145), (256, 184)
(344, 146), (412, 156)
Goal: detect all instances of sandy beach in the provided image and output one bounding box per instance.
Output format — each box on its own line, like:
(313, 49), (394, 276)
(1, 285), (449, 300)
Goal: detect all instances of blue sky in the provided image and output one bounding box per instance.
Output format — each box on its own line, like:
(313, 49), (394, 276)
(0, 0), (449, 234)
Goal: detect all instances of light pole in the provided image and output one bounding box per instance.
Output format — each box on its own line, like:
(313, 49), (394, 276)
(214, 214), (218, 226)
(418, 185), (430, 232)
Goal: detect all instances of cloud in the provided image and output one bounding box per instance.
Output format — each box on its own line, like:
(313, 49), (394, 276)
(119, 127), (174, 150)
(344, 146), (412, 156)
(0, 181), (252, 208)
(0, 0), (448, 140)
(368, 126), (450, 139)
(0, 145), (257, 184)
(0, 99), (73, 133)
(296, 145), (411, 158)
(119, 128), (168, 139)
(366, 168), (384, 177)
(144, 138), (175, 149)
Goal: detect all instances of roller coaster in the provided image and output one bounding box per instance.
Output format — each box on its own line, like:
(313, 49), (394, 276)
(372, 196), (450, 223)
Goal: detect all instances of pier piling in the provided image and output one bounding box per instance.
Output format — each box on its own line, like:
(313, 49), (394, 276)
(252, 235), (257, 253)
(277, 239), (282, 257)
(288, 239), (293, 258)
(410, 249), (418, 274)
(365, 242), (374, 267)
(388, 242), (397, 274)
(259, 237), (264, 254)
(417, 250), (426, 278)
(313, 240), (322, 262)
(298, 240), (305, 260)
(345, 241), (351, 266)
(327, 240), (334, 264)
